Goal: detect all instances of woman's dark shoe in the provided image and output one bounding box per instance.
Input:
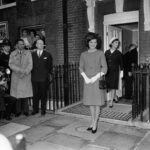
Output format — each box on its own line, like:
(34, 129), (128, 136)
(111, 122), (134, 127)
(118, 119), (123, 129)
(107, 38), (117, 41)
(31, 111), (38, 115)
(108, 100), (113, 108)
(87, 127), (92, 131)
(5, 116), (12, 120)
(113, 96), (119, 103)
(92, 127), (97, 134)
(109, 104), (113, 108)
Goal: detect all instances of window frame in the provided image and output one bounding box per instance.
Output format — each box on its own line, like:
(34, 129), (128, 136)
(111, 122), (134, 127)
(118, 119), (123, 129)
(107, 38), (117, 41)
(0, 21), (9, 42)
(0, 1), (16, 9)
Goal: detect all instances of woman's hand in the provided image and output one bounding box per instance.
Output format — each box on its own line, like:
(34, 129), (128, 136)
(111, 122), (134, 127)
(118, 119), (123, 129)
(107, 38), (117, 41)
(91, 72), (101, 83)
(84, 77), (91, 84)
(81, 72), (91, 84)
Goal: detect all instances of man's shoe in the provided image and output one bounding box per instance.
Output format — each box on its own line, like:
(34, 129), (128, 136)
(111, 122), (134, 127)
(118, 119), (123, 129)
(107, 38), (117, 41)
(24, 112), (29, 116)
(5, 116), (12, 120)
(15, 113), (21, 117)
(41, 111), (46, 116)
(31, 111), (38, 115)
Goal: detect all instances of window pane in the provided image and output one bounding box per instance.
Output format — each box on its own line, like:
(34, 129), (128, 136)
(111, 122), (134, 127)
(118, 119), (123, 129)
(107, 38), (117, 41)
(2, 0), (15, 5)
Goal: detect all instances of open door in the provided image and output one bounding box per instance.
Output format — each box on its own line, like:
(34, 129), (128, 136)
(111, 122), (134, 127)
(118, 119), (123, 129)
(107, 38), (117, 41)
(105, 25), (123, 97)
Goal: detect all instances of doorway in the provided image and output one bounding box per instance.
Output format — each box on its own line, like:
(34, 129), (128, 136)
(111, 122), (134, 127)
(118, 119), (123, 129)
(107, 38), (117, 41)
(103, 11), (139, 99)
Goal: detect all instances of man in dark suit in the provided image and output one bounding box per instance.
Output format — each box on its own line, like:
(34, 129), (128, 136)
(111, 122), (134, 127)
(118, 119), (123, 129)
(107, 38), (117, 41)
(123, 43), (138, 99)
(31, 39), (53, 115)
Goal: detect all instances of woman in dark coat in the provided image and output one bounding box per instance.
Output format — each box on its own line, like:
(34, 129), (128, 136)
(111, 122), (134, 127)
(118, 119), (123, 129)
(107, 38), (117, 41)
(105, 37), (123, 107)
(79, 32), (107, 133)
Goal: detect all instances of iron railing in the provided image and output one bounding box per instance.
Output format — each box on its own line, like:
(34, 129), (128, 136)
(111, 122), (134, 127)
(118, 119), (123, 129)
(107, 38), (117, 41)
(47, 63), (81, 111)
(132, 64), (150, 121)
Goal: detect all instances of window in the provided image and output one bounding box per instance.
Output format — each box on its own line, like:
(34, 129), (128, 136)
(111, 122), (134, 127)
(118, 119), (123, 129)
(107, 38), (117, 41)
(0, 0), (15, 5)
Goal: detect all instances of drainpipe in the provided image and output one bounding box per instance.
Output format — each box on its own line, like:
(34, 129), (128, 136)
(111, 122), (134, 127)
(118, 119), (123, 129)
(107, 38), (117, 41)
(62, 0), (69, 105)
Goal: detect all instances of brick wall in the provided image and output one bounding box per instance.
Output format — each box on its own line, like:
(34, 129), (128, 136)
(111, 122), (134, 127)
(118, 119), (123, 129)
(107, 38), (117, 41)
(56, 0), (87, 64)
(0, 0), (87, 65)
(139, 0), (150, 63)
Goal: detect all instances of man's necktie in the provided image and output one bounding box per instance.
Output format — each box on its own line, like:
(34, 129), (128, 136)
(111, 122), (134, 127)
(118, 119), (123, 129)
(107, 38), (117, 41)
(38, 51), (41, 57)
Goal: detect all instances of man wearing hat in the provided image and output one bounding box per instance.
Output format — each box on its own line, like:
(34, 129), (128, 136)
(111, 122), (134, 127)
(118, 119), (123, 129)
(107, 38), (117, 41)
(105, 37), (123, 107)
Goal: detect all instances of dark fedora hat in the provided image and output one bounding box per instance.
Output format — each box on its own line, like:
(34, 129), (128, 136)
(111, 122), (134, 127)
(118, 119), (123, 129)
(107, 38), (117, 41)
(2, 39), (11, 46)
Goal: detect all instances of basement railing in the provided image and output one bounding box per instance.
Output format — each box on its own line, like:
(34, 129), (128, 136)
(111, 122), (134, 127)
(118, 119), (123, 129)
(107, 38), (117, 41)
(47, 63), (81, 111)
(132, 64), (150, 122)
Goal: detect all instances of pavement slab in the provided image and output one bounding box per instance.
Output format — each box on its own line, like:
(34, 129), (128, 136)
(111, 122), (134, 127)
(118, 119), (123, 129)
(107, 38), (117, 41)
(109, 124), (147, 137)
(135, 140), (150, 150)
(27, 141), (74, 150)
(1, 108), (150, 150)
(45, 133), (86, 150)
(57, 120), (113, 141)
(22, 125), (55, 143)
(12, 113), (56, 127)
(0, 123), (30, 137)
(81, 144), (112, 150)
(93, 131), (142, 150)
(41, 115), (79, 127)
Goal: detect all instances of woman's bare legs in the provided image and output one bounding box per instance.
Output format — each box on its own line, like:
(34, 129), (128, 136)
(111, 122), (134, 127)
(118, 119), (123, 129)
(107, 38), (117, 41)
(89, 106), (95, 128)
(108, 89), (115, 107)
(89, 105), (100, 130)
(113, 90), (118, 102)
(93, 106), (100, 130)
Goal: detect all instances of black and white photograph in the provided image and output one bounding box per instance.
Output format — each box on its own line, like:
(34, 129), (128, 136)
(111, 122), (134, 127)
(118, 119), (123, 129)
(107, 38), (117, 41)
(0, 0), (149, 150)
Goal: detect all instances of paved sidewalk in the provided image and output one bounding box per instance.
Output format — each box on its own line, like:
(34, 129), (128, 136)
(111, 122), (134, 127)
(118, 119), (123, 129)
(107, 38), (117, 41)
(0, 112), (150, 150)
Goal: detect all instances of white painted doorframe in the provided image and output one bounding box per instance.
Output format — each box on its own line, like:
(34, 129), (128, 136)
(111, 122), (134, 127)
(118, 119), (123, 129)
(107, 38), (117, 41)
(103, 11), (139, 98)
(103, 10), (139, 52)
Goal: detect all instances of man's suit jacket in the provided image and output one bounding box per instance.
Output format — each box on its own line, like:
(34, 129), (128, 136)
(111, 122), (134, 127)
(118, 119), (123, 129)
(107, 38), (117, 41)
(31, 50), (53, 82)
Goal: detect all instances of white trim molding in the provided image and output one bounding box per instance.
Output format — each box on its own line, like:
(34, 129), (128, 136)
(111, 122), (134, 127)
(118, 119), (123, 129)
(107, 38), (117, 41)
(0, 2), (16, 10)
(115, 0), (124, 13)
(144, 0), (150, 31)
(103, 11), (139, 25)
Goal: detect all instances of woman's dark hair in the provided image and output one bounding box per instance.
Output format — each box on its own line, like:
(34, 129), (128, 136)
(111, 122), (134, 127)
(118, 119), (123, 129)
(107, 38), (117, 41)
(30, 29), (36, 36)
(85, 32), (101, 49)
(35, 34), (41, 39)
(22, 29), (29, 34)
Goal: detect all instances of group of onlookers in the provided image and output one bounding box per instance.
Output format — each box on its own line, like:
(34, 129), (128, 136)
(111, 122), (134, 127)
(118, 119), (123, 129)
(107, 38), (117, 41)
(20, 28), (46, 50)
(0, 33), (53, 120)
